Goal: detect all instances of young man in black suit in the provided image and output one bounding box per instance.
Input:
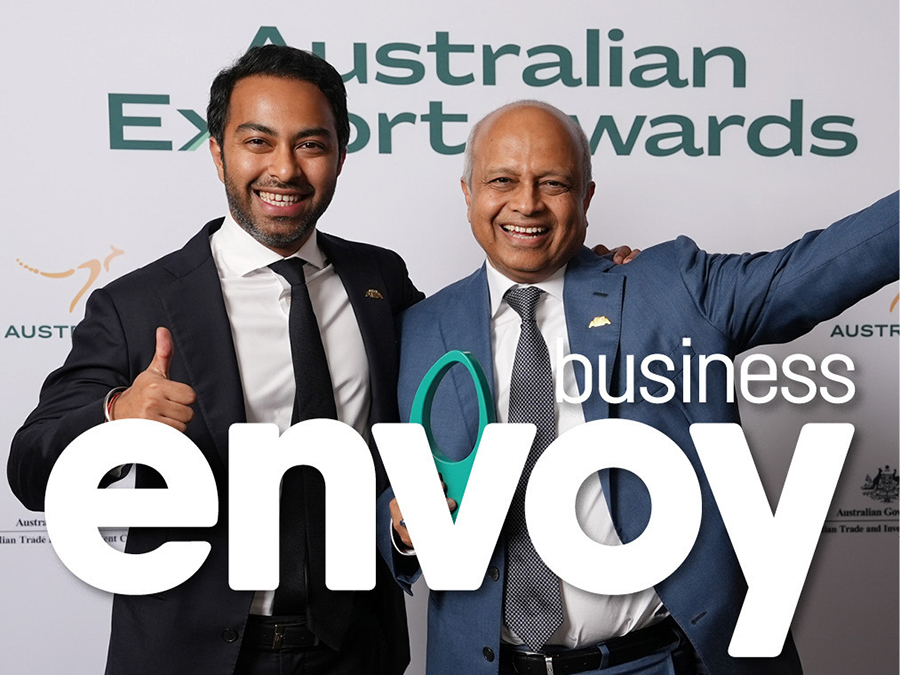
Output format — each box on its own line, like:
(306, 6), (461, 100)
(9, 45), (422, 675)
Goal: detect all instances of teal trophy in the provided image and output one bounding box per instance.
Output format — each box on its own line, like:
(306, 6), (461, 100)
(408, 350), (494, 521)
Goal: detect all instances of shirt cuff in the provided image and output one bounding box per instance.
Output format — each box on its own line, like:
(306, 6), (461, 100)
(389, 516), (417, 557)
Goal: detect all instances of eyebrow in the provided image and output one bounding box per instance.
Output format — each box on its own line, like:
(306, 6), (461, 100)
(234, 122), (334, 142)
(234, 122), (275, 136)
(484, 166), (519, 175)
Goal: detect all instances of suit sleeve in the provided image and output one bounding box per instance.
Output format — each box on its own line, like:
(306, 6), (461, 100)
(376, 486), (422, 593)
(374, 249), (425, 590)
(673, 191), (898, 352)
(8, 287), (133, 511)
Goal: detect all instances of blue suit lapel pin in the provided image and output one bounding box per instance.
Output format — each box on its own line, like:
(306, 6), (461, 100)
(589, 315), (612, 328)
(364, 288), (384, 299)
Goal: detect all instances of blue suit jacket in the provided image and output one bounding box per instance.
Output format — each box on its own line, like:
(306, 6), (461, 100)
(381, 193), (899, 675)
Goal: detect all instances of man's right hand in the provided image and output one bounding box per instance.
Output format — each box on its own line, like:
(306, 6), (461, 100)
(390, 488), (457, 551)
(110, 327), (196, 432)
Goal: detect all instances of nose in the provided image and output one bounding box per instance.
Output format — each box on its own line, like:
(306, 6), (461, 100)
(267, 143), (302, 182)
(511, 183), (544, 216)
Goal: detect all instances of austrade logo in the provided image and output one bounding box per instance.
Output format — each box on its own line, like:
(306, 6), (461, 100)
(6, 245), (125, 340)
(821, 462), (900, 536)
(108, 25), (858, 157)
(828, 293), (900, 338)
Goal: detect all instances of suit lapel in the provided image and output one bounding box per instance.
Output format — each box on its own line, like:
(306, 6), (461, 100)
(160, 221), (246, 470)
(318, 233), (399, 428)
(439, 266), (494, 450)
(564, 249), (625, 519)
(564, 248), (624, 424)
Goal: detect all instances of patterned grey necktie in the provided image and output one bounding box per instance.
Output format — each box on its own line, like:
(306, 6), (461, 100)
(503, 285), (564, 650)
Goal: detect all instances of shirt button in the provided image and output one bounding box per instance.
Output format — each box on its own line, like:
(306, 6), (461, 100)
(482, 647), (495, 662)
(221, 628), (239, 643)
(487, 566), (499, 582)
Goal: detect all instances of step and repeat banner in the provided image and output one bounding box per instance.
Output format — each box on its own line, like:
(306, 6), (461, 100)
(1, 2), (897, 673)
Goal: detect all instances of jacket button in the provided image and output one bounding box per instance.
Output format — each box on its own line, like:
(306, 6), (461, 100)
(482, 647), (495, 662)
(221, 628), (239, 643)
(487, 566), (499, 582)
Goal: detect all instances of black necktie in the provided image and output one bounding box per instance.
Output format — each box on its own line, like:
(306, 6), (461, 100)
(268, 258), (347, 644)
(503, 286), (564, 650)
(269, 258), (338, 423)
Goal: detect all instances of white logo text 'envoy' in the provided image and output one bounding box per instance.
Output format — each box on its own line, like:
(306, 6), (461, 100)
(44, 418), (851, 658)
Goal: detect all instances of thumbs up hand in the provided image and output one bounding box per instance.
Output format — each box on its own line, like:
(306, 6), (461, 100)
(110, 327), (197, 432)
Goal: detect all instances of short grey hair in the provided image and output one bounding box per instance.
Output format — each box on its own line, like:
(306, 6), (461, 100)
(462, 100), (593, 194)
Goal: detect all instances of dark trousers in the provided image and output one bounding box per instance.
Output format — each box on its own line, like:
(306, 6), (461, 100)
(234, 616), (381, 675)
(234, 641), (371, 675)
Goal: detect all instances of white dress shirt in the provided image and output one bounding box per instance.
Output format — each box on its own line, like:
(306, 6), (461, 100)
(210, 214), (371, 615)
(485, 260), (667, 648)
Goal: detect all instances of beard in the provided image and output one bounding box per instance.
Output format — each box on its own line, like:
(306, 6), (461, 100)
(222, 163), (336, 252)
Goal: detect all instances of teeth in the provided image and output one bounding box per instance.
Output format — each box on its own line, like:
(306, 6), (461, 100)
(258, 191), (301, 205)
(502, 225), (548, 235)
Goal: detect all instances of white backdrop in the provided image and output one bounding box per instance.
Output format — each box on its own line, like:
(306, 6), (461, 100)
(1, 2), (897, 673)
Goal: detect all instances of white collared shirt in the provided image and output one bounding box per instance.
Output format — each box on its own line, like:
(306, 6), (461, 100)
(485, 260), (666, 648)
(210, 214), (370, 614)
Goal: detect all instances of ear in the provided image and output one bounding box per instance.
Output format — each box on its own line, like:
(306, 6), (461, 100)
(583, 180), (596, 215)
(209, 138), (225, 184)
(336, 149), (347, 177)
(461, 177), (473, 220)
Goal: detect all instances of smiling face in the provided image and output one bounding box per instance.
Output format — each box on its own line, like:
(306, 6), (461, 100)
(209, 75), (345, 256)
(463, 105), (595, 283)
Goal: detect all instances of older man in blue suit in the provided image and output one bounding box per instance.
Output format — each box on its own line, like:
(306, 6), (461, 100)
(380, 100), (899, 675)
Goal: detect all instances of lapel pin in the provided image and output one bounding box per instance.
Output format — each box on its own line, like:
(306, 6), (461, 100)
(365, 289), (385, 300)
(589, 316), (611, 328)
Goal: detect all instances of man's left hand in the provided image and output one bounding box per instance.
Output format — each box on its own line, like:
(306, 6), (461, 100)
(593, 244), (641, 264)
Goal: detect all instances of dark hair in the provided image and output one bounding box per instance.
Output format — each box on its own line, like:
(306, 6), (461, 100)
(207, 45), (350, 153)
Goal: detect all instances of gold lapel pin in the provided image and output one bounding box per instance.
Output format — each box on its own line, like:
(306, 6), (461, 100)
(588, 316), (611, 328)
(365, 289), (385, 300)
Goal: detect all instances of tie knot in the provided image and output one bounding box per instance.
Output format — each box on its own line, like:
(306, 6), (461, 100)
(504, 286), (543, 322)
(269, 257), (308, 286)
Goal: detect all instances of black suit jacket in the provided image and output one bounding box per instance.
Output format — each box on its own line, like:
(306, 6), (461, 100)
(8, 218), (424, 675)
